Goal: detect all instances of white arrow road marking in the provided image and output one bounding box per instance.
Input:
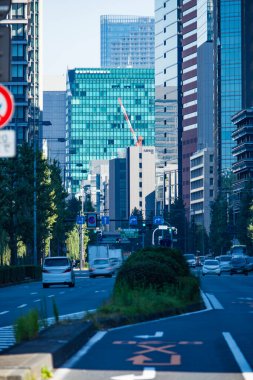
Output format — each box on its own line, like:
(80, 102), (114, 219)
(135, 331), (164, 339)
(223, 332), (253, 380)
(111, 367), (156, 380)
(205, 293), (224, 309)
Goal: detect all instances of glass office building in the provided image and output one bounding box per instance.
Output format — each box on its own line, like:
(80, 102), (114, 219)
(214, 0), (242, 178)
(101, 16), (155, 69)
(66, 68), (155, 194)
(1, 1), (42, 144)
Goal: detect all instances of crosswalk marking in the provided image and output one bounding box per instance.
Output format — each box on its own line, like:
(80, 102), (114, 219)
(0, 326), (15, 352)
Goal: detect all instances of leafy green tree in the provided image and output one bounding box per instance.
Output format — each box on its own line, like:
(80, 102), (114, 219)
(168, 197), (188, 253)
(236, 182), (253, 249)
(209, 193), (231, 255)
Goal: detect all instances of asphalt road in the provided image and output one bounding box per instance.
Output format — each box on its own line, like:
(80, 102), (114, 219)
(0, 270), (115, 328)
(53, 272), (253, 380)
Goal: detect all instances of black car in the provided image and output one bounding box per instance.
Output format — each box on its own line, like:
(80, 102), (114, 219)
(230, 257), (248, 275)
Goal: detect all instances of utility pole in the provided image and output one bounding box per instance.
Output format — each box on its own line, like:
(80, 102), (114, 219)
(79, 181), (85, 270)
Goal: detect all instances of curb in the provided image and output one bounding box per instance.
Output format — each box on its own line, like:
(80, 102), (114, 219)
(0, 320), (96, 380)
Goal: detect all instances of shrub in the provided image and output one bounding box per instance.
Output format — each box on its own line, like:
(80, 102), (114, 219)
(14, 308), (39, 343)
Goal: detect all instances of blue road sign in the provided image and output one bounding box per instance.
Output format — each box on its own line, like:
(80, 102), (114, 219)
(153, 216), (164, 225)
(87, 213), (97, 228)
(101, 216), (110, 225)
(129, 215), (138, 225)
(76, 215), (85, 225)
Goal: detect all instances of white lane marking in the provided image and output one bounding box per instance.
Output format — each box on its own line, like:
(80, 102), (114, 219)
(48, 295), (55, 298)
(59, 291), (65, 295)
(205, 293), (224, 309)
(239, 297), (253, 301)
(135, 331), (163, 339)
(111, 368), (156, 380)
(17, 304), (27, 309)
(200, 290), (213, 310)
(53, 331), (107, 380)
(30, 292), (38, 295)
(33, 299), (41, 303)
(223, 332), (253, 380)
(95, 290), (106, 293)
(0, 311), (9, 315)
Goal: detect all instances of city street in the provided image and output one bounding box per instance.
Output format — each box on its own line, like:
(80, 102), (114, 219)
(52, 273), (253, 380)
(0, 270), (115, 351)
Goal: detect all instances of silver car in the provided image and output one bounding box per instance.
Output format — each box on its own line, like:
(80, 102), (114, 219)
(219, 255), (232, 272)
(42, 257), (75, 288)
(89, 258), (115, 278)
(202, 259), (221, 276)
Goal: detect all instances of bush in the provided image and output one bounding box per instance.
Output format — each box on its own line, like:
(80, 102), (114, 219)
(14, 308), (39, 343)
(0, 265), (41, 284)
(115, 247), (189, 291)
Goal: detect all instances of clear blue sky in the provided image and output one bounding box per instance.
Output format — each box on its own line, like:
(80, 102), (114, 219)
(43, 0), (154, 85)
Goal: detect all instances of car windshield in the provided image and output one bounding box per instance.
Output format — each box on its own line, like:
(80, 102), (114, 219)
(184, 254), (195, 260)
(94, 259), (109, 265)
(44, 258), (69, 267)
(205, 260), (219, 265)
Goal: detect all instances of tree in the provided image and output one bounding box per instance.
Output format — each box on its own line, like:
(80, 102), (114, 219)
(209, 193), (231, 255)
(168, 197), (188, 252)
(236, 181), (253, 249)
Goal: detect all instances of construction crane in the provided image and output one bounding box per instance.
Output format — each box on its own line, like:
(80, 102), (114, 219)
(118, 97), (143, 146)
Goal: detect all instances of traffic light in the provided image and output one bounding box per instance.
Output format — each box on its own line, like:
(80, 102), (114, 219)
(96, 230), (103, 241)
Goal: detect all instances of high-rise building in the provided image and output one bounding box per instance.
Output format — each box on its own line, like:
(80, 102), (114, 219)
(214, 0), (253, 191)
(66, 68), (155, 194)
(42, 91), (66, 174)
(101, 15), (155, 69)
(155, 0), (182, 182)
(0, 0), (42, 144)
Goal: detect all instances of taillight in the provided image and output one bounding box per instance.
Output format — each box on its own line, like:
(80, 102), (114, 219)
(64, 268), (71, 273)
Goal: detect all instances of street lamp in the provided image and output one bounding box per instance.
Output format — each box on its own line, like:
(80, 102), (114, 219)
(33, 120), (52, 266)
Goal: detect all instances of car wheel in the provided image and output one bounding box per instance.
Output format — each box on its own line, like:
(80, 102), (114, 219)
(43, 284), (49, 288)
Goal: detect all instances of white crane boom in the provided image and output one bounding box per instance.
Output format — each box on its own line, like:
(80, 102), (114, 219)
(118, 97), (139, 146)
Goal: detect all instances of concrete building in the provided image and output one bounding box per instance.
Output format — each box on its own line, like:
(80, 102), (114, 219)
(101, 15), (155, 69)
(66, 68), (155, 194)
(42, 91), (66, 174)
(154, 0), (182, 179)
(126, 146), (156, 220)
(232, 108), (253, 193)
(190, 147), (214, 233)
(0, 0), (42, 144)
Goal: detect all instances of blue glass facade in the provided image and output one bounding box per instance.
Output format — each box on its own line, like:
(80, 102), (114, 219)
(2, 1), (41, 144)
(101, 16), (155, 68)
(215, 0), (242, 173)
(66, 68), (155, 194)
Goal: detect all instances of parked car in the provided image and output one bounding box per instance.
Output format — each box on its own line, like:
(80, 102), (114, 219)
(183, 254), (197, 267)
(202, 259), (221, 276)
(219, 255), (232, 272)
(230, 257), (248, 275)
(42, 257), (75, 288)
(89, 258), (115, 278)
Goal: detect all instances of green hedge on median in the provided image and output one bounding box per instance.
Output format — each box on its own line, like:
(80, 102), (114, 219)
(0, 265), (41, 285)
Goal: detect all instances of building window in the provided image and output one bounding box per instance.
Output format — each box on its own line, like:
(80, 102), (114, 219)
(210, 166), (213, 174)
(108, 139), (114, 145)
(139, 201), (142, 207)
(164, 53), (166, 58)
(139, 163), (142, 169)
(164, 133), (167, 138)
(139, 192), (142, 197)
(164, 40), (166, 46)
(164, 15), (166, 20)
(210, 190), (213, 197)
(164, 2), (166, 7)
(139, 153), (142, 159)
(139, 182), (142, 188)
(139, 172), (142, 178)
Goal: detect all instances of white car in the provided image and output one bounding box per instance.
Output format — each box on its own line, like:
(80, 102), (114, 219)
(183, 254), (197, 267)
(89, 258), (115, 278)
(42, 256), (75, 288)
(202, 259), (221, 276)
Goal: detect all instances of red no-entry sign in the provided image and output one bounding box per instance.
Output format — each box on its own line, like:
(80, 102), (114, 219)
(0, 85), (14, 128)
